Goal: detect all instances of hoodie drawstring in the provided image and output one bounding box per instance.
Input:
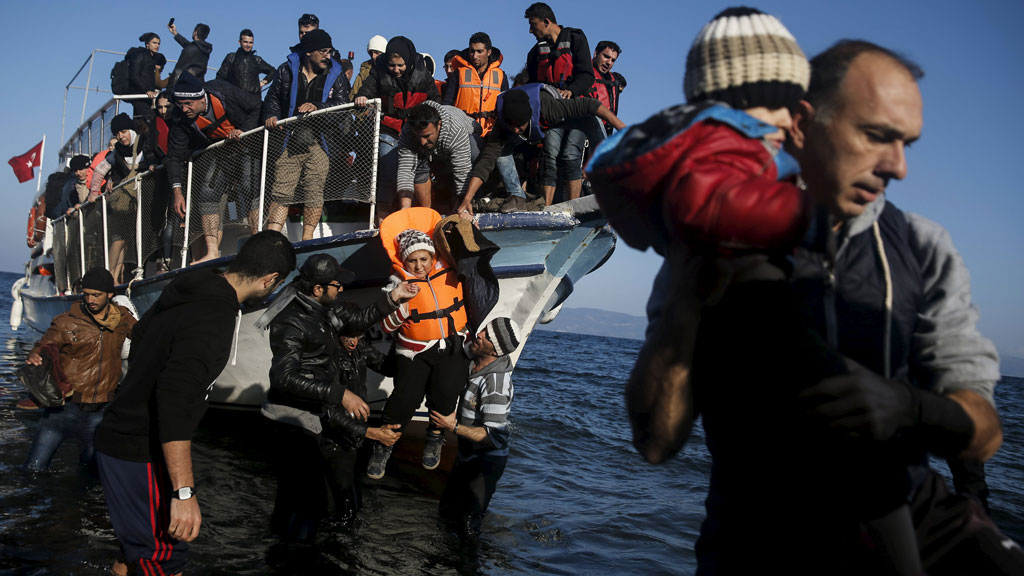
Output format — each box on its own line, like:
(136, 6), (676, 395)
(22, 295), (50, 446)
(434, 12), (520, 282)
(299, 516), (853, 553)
(230, 309), (242, 366)
(872, 221), (893, 379)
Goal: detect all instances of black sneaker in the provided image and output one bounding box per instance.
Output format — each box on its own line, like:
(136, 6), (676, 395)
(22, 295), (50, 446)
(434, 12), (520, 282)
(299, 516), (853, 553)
(422, 432), (445, 470)
(366, 443), (393, 480)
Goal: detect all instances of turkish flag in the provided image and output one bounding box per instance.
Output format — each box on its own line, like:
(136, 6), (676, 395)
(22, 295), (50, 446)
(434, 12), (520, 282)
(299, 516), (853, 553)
(8, 140), (44, 183)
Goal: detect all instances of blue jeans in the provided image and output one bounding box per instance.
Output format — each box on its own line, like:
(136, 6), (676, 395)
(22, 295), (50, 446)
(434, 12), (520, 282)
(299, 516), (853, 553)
(542, 121), (588, 186)
(496, 139), (527, 199)
(25, 402), (106, 471)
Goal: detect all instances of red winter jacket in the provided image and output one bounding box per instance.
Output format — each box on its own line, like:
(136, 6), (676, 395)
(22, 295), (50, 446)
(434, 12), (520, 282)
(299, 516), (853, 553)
(587, 103), (809, 255)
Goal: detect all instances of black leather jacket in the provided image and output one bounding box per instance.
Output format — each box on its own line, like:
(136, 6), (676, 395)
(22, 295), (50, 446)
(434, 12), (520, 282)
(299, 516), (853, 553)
(322, 338), (395, 450)
(217, 48), (276, 94)
(267, 291), (395, 415)
(126, 47), (157, 94)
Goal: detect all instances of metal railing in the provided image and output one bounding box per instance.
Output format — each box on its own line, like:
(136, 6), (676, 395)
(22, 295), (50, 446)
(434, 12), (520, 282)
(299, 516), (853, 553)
(49, 100), (382, 292)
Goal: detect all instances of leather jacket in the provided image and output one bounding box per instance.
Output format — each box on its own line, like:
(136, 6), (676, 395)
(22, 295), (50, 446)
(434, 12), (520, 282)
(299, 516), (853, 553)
(267, 291), (395, 414)
(30, 303), (135, 404)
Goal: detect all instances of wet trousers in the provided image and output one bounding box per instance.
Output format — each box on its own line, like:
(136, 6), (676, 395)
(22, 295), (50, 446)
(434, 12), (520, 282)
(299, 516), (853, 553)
(383, 338), (469, 432)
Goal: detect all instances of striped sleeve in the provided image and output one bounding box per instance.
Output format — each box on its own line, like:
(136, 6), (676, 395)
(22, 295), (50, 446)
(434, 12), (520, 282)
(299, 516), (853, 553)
(459, 370), (513, 450)
(381, 303), (408, 334)
(395, 143), (419, 199)
(441, 108), (474, 197)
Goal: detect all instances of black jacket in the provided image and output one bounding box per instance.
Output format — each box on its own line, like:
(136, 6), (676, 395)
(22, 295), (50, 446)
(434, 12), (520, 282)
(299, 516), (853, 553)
(217, 48), (276, 94)
(322, 338), (395, 450)
(126, 47), (157, 94)
(261, 52), (351, 122)
(267, 292), (395, 415)
(355, 37), (440, 136)
(526, 26), (595, 98)
(169, 33), (212, 86)
(95, 268), (239, 462)
(165, 79), (262, 188)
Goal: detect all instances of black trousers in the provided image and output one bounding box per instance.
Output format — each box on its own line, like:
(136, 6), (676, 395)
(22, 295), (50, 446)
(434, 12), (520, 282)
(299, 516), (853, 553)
(268, 421), (328, 542)
(439, 450), (508, 535)
(384, 337), (469, 431)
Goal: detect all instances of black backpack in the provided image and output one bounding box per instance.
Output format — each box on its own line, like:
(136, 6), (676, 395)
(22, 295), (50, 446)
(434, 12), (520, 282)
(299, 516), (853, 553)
(110, 56), (132, 95)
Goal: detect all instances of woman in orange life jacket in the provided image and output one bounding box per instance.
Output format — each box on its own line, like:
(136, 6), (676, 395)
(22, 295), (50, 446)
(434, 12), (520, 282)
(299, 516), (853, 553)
(352, 36), (440, 216)
(368, 208), (469, 479)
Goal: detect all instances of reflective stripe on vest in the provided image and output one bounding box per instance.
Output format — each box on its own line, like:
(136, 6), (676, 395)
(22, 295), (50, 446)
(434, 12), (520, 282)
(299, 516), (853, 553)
(536, 40), (574, 89)
(454, 65), (505, 136)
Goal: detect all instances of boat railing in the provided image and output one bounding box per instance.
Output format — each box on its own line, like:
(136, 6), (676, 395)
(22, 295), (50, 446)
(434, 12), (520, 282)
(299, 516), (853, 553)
(50, 99), (382, 293)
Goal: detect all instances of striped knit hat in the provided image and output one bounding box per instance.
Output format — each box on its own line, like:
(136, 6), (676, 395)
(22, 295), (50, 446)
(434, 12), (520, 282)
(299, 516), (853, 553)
(684, 7), (809, 110)
(484, 317), (521, 357)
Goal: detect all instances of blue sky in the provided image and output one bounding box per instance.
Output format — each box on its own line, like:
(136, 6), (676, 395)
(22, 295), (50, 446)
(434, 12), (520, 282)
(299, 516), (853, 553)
(1, 0), (1022, 360)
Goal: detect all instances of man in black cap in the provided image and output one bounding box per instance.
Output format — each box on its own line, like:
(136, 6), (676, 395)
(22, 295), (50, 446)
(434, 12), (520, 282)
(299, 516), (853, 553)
(24, 268), (136, 472)
(166, 71), (261, 263)
(261, 254), (417, 542)
(456, 83), (623, 216)
(49, 155), (93, 218)
(262, 29), (351, 240)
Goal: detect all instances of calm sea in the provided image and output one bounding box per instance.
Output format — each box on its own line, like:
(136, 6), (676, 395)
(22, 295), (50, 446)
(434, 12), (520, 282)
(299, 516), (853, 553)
(0, 271), (1020, 575)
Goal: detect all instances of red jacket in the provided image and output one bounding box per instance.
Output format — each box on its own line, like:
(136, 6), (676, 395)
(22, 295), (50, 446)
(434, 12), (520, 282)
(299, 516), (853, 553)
(588, 103), (809, 254)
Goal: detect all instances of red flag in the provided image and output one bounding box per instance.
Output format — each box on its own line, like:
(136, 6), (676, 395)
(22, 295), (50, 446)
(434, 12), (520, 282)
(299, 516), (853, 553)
(8, 140), (44, 183)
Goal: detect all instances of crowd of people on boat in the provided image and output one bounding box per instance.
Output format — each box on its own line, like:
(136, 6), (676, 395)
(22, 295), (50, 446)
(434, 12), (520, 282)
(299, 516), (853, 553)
(38, 3), (626, 283)
(17, 2), (1024, 575)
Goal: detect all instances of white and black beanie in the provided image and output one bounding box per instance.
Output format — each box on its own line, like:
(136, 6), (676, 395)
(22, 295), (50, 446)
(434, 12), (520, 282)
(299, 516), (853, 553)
(396, 228), (435, 261)
(684, 7), (809, 110)
(485, 317), (522, 357)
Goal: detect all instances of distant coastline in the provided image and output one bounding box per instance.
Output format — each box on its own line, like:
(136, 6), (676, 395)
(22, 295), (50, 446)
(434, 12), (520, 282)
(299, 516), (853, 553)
(536, 305), (1024, 379)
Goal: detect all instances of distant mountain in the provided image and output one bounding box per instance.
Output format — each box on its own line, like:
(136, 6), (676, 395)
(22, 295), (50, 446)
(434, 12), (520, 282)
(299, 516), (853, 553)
(535, 307), (646, 341)
(1001, 354), (1024, 379)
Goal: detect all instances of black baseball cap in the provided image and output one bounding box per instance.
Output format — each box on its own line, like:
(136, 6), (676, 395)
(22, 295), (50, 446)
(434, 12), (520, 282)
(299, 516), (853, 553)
(299, 254), (355, 285)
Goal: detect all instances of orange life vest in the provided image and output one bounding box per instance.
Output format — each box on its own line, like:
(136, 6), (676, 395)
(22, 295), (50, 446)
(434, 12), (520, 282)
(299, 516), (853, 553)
(380, 207), (467, 342)
(451, 54), (506, 136)
(194, 94), (236, 140)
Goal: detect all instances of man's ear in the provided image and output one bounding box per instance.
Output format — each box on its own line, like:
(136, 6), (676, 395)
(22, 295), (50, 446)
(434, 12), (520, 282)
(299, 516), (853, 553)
(788, 100), (814, 151)
(263, 272), (280, 289)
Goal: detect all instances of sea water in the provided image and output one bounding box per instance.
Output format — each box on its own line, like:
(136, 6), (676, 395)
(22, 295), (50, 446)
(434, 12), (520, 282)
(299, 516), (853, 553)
(0, 271), (1021, 575)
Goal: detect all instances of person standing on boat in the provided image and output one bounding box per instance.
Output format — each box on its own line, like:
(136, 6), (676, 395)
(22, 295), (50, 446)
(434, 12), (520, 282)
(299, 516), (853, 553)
(217, 29), (276, 95)
(166, 21), (212, 88)
(23, 268), (135, 472)
(260, 254), (415, 541)
(262, 29), (351, 240)
(431, 317), (521, 537)
(89, 113), (158, 285)
(369, 208), (471, 479)
(353, 36), (441, 214)
(124, 32), (162, 123)
(442, 32), (509, 138)
(524, 2), (595, 207)
(94, 231), (295, 576)
(351, 34), (387, 96)
(783, 39), (1024, 572)
(49, 155), (92, 218)
(456, 83), (623, 216)
(165, 72), (261, 264)
(588, 40), (625, 137)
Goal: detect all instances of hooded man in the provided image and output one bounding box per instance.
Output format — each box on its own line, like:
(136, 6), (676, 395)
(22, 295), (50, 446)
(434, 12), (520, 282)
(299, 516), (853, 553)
(166, 21), (213, 88)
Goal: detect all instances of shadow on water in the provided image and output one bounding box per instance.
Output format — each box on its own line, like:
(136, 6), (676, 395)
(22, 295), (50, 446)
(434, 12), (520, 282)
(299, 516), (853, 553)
(1, 271), (1022, 574)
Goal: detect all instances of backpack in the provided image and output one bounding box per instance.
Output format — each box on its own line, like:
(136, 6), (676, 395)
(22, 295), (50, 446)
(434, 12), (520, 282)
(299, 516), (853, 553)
(110, 57), (132, 95)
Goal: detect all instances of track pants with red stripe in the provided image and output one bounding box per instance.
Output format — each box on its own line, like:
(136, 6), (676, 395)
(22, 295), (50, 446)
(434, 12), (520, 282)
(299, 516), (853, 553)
(97, 451), (188, 575)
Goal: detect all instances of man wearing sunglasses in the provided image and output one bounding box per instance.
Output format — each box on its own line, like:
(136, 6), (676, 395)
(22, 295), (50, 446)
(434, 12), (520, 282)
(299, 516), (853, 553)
(262, 29), (351, 240)
(262, 254), (416, 542)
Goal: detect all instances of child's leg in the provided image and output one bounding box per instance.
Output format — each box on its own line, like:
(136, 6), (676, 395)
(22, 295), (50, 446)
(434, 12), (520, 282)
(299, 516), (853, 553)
(384, 352), (435, 432)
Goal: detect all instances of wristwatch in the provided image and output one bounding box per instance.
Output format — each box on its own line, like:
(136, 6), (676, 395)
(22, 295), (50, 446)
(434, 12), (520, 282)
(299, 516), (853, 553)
(171, 486), (196, 500)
